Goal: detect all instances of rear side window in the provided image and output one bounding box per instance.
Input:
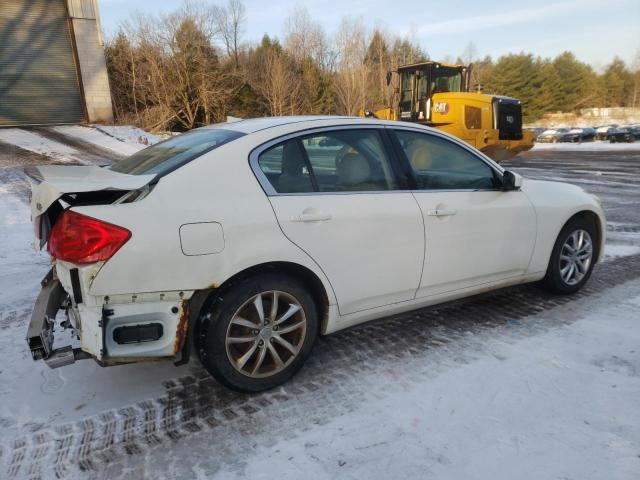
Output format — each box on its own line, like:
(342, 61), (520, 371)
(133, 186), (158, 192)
(257, 141), (315, 193)
(110, 129), (244, 176)
(256, 129), (399, 194)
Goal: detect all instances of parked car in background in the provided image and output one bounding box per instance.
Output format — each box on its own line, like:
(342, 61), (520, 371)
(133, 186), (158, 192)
(579, 127), (596, 141)
(558, 128), (596, 143)
(536, 128), (570, 143)
(25, 116), (605, 392)
(628, 125), (640, 140)
(609, 127), (635, 143)
(595, 126), (617, 141)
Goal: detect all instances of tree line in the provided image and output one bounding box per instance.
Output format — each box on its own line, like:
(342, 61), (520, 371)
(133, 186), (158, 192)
(105, 0), (640, 130)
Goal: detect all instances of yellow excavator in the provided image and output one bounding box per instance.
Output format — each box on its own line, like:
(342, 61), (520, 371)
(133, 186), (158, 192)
(364, 61), (535, 161)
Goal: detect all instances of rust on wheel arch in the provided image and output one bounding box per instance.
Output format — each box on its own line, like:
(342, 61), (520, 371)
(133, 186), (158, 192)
(173, 299), (190, 354)
(174, 289), (215, 366)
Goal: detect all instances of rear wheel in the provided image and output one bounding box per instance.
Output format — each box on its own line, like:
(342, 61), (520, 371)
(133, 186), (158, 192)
(196, 274), (318, 392)
(542, 217), (597, 294)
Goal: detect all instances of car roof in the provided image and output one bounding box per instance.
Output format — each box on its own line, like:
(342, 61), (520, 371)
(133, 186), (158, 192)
(198, 115), (454, 136)
(202, 115), (365, 134)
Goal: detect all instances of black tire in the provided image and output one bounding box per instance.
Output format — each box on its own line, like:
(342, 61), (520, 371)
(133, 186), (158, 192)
(196, 273), (318, 392)
(541, 217), (598, 294)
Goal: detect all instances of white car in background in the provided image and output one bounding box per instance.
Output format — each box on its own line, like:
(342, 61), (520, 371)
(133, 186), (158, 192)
(26, 116), (605, 392)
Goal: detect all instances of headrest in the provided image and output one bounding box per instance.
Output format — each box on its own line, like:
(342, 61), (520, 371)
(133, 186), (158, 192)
(406, 142), (432, 170)
(337, 153), (370, 186)
(282, 142), (304, 175)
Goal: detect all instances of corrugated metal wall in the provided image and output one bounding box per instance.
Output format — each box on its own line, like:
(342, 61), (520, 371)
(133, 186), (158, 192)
(0, 0), (85, 125)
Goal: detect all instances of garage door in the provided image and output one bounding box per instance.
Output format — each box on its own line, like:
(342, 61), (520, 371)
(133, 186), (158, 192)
(0, 0), (85, 125)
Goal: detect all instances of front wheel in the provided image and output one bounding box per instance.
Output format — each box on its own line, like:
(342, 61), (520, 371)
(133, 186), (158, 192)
(542, 218), (597, 294)
(196, 274), (318, 392)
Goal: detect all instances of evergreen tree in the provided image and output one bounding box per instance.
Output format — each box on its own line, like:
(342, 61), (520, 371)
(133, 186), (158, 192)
(551, 52), (597, 111)
(484, 53), (546, 122)
(599, 57), (634, 106)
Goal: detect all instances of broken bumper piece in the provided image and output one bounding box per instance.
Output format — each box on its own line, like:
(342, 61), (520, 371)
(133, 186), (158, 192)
(26, 269), (90, 368)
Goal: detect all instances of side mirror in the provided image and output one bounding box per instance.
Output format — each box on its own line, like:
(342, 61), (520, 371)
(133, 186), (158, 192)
(386, 71), (392, 86)
(501, 170), (522, 191)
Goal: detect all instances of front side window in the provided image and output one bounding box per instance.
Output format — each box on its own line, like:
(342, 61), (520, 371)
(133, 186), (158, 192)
(256, 129), (399, 194)
(110, 129), (244, 176)
(394, 130), (497, 190)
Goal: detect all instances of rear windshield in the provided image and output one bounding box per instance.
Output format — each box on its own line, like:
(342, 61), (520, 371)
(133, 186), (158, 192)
(110, 129), (244, 176)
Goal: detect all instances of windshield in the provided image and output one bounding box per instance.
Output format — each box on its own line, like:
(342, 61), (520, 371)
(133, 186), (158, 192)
(431, 67), (464, 93)
(110, 129), (244, 176)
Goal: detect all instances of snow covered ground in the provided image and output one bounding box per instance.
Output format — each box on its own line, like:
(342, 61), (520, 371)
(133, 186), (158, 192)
(0, 128), (88, 164)
(165, 282), (640, 480)
(0, 134), (639, 479)
(51, 126), (145, 156)
(0, 125), (158, 165)
(532, 140), (640, 151)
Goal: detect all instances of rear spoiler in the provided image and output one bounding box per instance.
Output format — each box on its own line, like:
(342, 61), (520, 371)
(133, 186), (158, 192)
(25, 165), (156, 219)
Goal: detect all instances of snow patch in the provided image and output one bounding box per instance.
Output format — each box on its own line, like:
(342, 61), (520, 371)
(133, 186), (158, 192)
(93, 125), (160, 148)
(52, 125), (142, 156)
(604, 243), (640, 260)
(0, 128), (86, 163)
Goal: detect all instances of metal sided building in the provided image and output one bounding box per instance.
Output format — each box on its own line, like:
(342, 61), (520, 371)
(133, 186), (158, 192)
(0, 0), (113, 125)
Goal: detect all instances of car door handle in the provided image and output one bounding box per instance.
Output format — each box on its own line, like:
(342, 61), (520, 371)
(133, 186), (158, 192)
(427, 209), (457, 217)
(291, 212), (332, 222)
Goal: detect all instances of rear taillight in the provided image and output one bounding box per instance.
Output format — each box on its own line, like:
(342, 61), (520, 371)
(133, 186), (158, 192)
(48, 211), (131, 264)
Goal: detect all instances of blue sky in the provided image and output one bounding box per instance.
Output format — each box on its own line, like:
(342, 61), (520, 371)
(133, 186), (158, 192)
(98, 0), (640, 70)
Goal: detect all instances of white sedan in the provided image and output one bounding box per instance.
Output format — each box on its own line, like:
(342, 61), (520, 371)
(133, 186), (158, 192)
(26, 116), (605, 392)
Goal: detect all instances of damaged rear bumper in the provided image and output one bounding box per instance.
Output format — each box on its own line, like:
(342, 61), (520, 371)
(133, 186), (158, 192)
(27, 268), (196, 369)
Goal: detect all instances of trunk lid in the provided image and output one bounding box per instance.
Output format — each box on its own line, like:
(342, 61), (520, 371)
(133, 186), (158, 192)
(25, 165), (155, 247)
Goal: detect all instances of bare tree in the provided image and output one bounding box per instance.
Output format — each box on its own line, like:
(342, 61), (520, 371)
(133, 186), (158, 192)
(283, 6), (332, 70)
(461, 41), (478, 65)
(106, 4), (238, 131)
(253, 49), (302, 116)
(332, 18), (369, 115)
(213, 0), (246, 66)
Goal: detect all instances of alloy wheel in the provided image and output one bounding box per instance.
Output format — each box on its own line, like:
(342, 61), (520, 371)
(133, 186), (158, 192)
(559, 229), (593, 285)
(225, 291), (307, 378)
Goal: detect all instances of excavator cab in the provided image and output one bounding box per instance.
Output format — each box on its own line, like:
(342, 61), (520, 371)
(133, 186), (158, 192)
(397, 62), (469, 122)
